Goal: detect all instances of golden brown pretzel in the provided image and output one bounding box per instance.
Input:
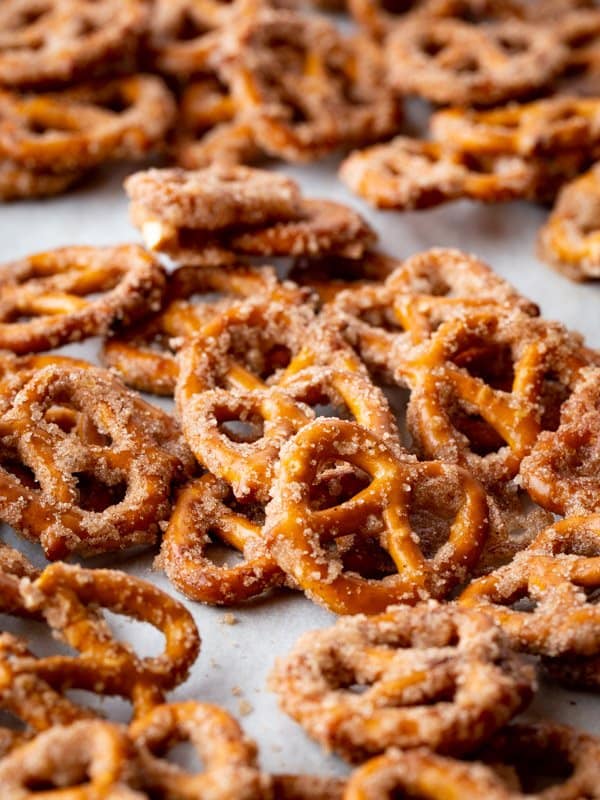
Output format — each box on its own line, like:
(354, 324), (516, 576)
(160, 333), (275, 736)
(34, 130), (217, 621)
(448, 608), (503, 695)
(327, 248), (537, 379)
(175, 297), (315, 501)
(160, 473), (287, 605)
(0, 245), (166, 355)
(269, 602), (535, 762)
(0, 75), (175, 174)
(0, 0), (149, 88)
(0, 364), (189, 558)
(537, 164), (600, 281)
(0, 719), (137, 798)
(402, 310), (591, 486)
(343, 748), (513, 800)
(101, 264), (303, 396)
(129, 701), (265, 800)
(520, 367), (600, 514)
(386, 16), (566, 106)
(20, 562), (200, 717)
(265, 418), (488, 613)
(459, 514), (600, 658)
(220, 10), (400, 161)
(339, 137), (540, 211)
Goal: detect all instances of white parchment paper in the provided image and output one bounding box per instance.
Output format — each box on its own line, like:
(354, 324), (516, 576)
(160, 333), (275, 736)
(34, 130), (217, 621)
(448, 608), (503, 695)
(1, 158), (599, 777)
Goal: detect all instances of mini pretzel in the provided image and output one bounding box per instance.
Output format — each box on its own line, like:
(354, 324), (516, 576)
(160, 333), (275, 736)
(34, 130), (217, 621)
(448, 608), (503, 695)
(339, 137), (540, 211)
(386, 17), (566, 106)
(160, 473), (287, 604)
(430, 96), (600, 157)
(129, 701), (264, 800)
(173, 76), (261, 169)
(18, 562), (200, 717)
(101, 264), (301, 396)
(176, 298), (316, 501)
(480, 721), (600, 798)
(0, 244), (166, 354)
(0, 160), (85, 201)
(0, 0), (148, 88)
(459, 514), (600, 657)
(521, 368), (600, 514)
(349, 0), (526, 39)
(537, 164), (600, 281)
(265, 418), (488, 613)
(0, 719), (137, 798)
(0, 364), (189, 558)
(327, 248), (537, 379)
(402, 310), (591, 486)
(343, 748), (513, 800)
(125, 165), (303, 235)
(0, 75), (175, 174)
(0, 633), (95, 756)
(147, 0), (260, 77)
(221, 10), (401, 161)
(269, 602), (535, 762)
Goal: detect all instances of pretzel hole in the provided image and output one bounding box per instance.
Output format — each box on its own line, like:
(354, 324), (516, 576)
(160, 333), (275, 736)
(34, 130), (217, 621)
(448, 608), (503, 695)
(419, 36), (446, 57)
(0, 710), (26, 735)
(451, 342), (515, 390)
(491, 751), (575, 794)
(102, 609), (165, 660)
(380, 0), (418, 14)
(408, 479), (465, 558)
(161, 739), (205, 772)
(309, 465), (372, 510)
(455, 56), (481, 74)
(507, 592), (538, 613)
(17, 6), (52, 27)
(539, 371), (572, 431)
(174, 12), (211, 41)
(75, 17), (101, 37)
(74, 471), (128, 512)
(496, 35), (529, 55)
(451, 406), (507, 455)
(0, 456), (40, 491)
(203, 539), (246, 567)
(217, 412), (265, 444)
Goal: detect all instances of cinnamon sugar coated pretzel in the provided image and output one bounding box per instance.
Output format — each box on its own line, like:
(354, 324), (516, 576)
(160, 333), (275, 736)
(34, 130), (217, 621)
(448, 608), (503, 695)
(0, 245), (166, 354)
(269, 602), (535, 762)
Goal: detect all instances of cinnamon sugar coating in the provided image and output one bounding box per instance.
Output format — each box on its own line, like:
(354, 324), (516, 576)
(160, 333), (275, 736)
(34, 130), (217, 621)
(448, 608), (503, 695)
(269, 602), (535, 763)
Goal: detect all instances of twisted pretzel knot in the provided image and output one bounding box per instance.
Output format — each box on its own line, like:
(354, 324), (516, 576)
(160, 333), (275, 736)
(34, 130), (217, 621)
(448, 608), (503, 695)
(0, 0), (148, 88)
(222, 10), (400, 161)
(102, 264), (304, 396)
(0, 75), (175, 174)
(0, 245), (165, 355)
(269, 602), (534, 762)
(0, 556), (199, 720)
(0, 364), (189, 558)
(387, 17), (566, 106)
(459, 514), (600, 657)
(402, 310), (590, 486)
(129, 701), (264, 800)
(327, 248), (537, 379)
(265, 418), (488, 613)
(521, 367), (600, 514)
(0, 719), (137, 798)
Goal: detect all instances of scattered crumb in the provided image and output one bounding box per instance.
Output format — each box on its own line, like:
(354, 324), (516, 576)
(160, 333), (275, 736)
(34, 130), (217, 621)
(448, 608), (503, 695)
(232, 686), (242, 697)
(238, 699), (253, 716)
(221, 612), (238, 625)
